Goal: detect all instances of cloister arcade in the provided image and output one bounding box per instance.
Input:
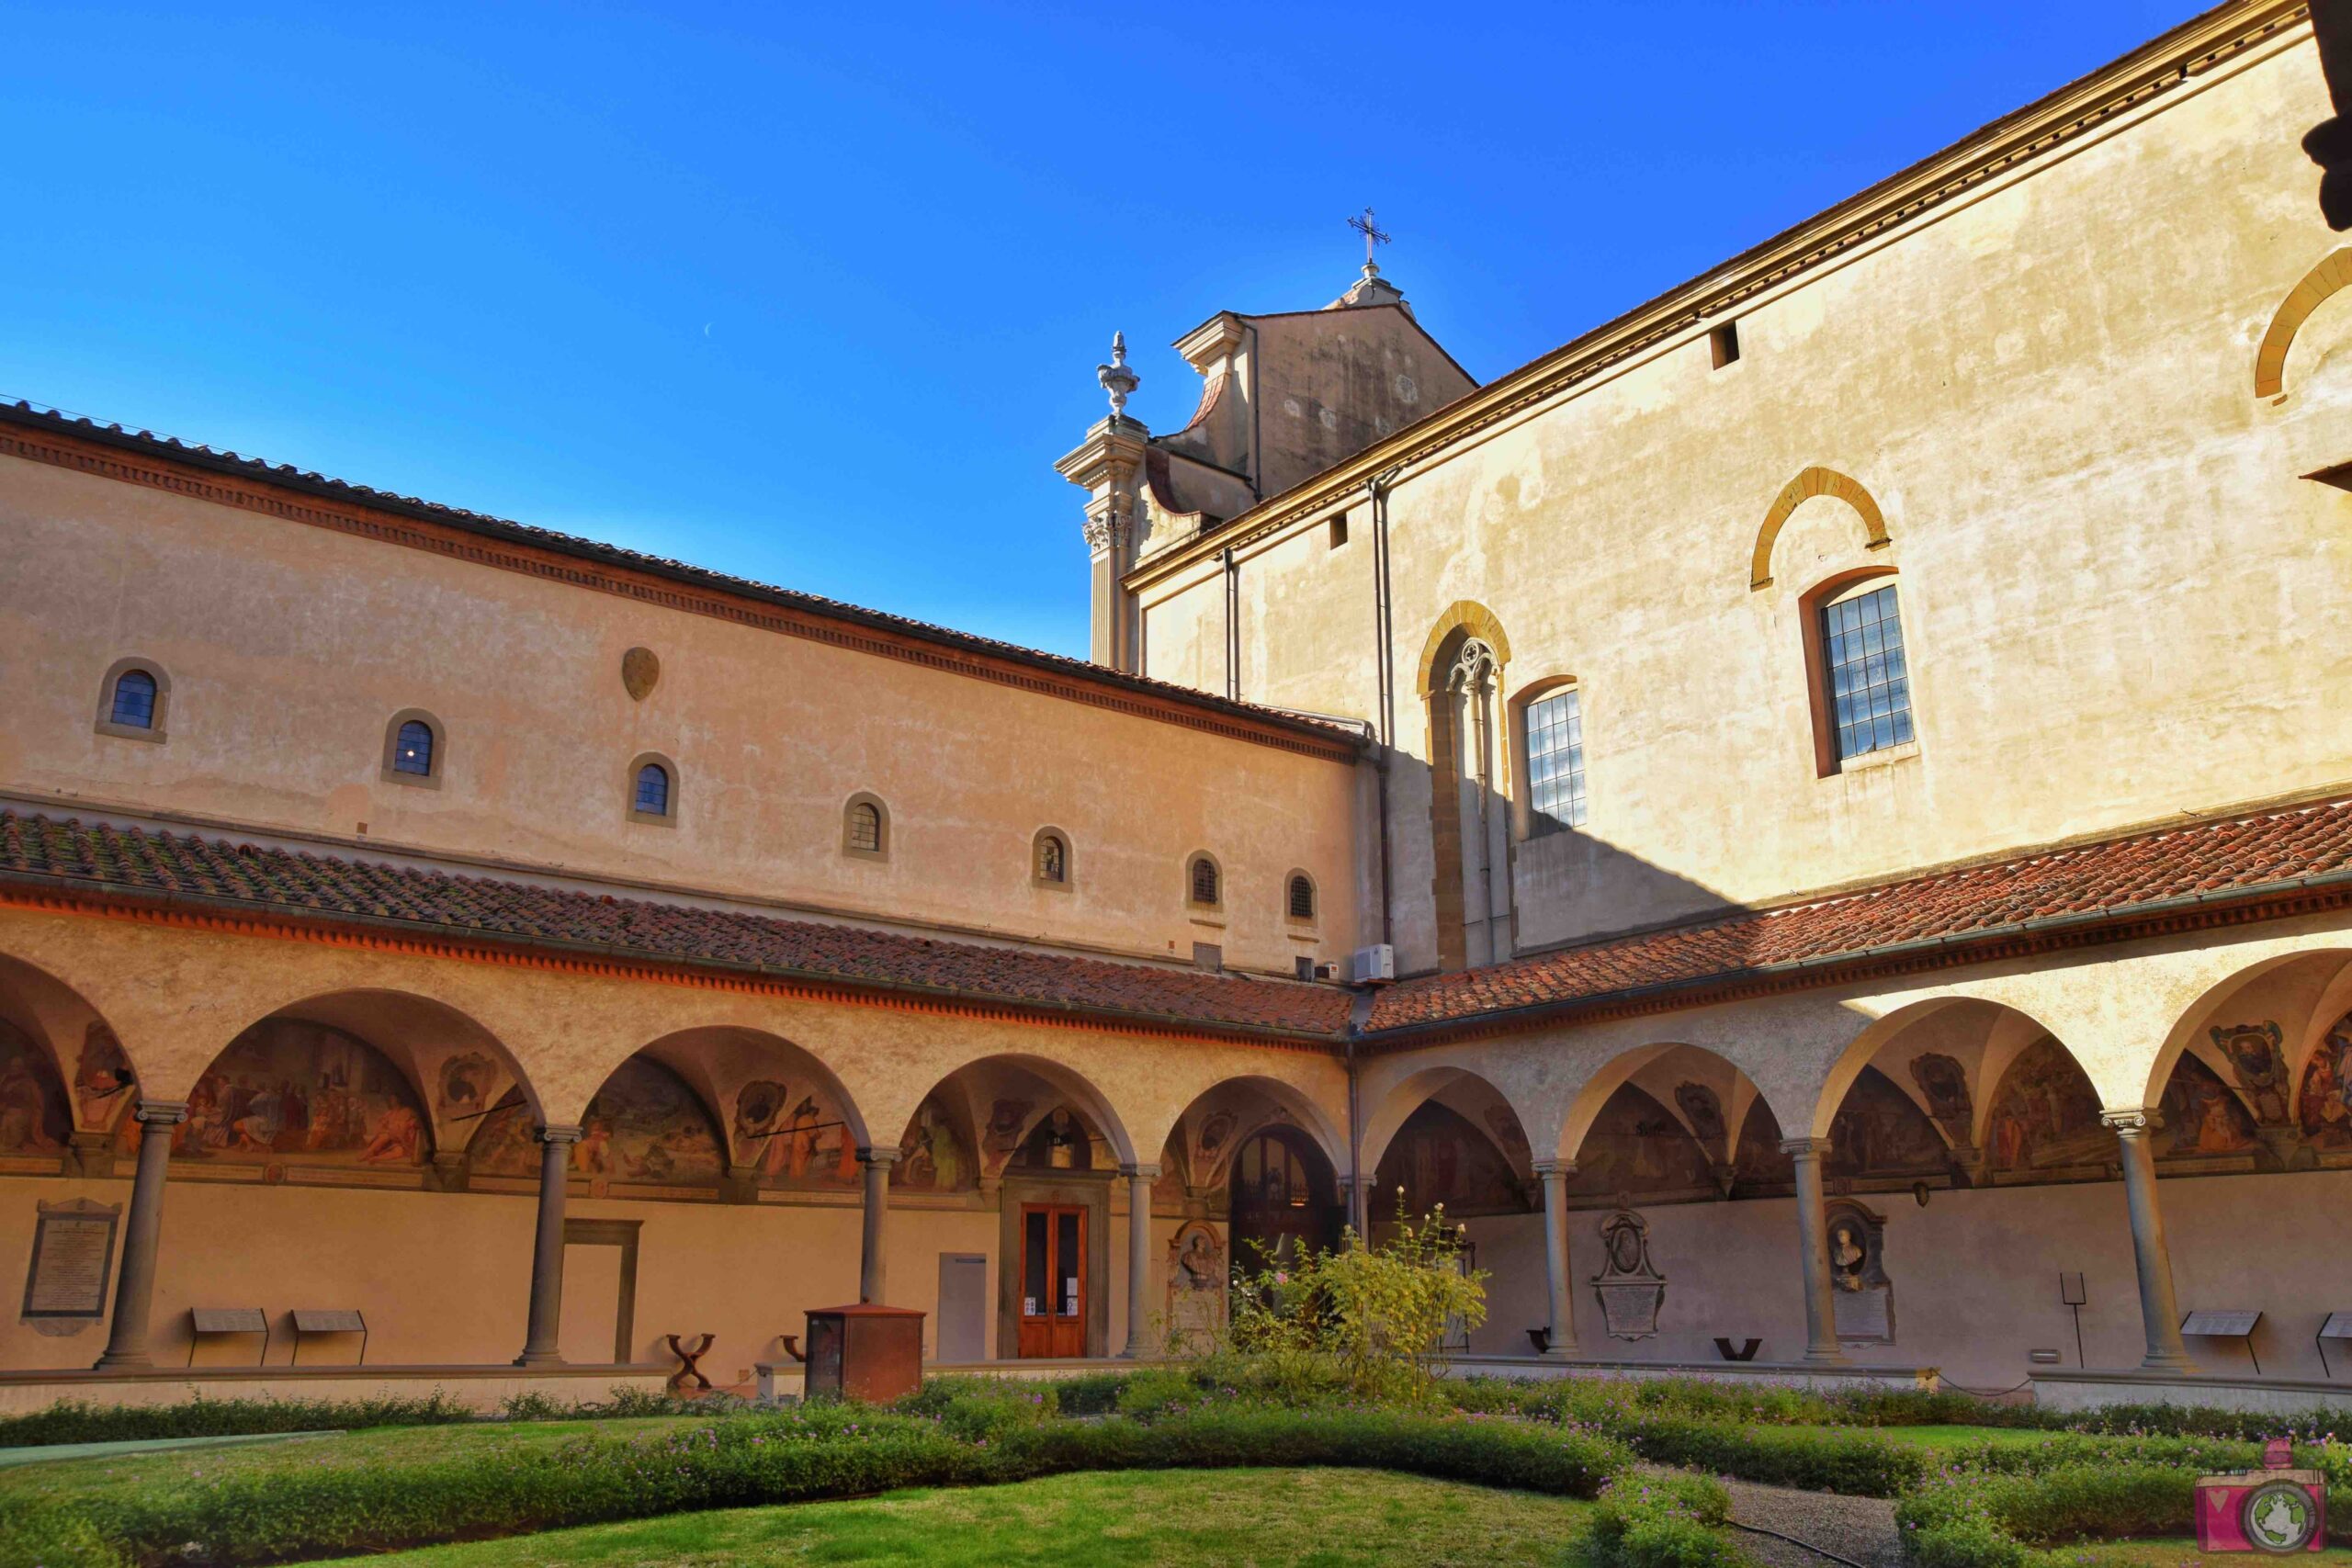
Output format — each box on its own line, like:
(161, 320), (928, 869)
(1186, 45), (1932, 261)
(6, 902), (2352, 1392)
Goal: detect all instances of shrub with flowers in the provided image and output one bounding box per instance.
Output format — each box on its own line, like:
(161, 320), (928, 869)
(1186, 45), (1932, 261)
(1225, 1195), (1488, 1408)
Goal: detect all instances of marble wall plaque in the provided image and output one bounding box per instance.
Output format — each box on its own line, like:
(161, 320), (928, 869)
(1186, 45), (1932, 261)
(21, 1198), (119, 1322)
(1834, 1284), (1893, 1342)
(1597, 1280), (1665, 1339)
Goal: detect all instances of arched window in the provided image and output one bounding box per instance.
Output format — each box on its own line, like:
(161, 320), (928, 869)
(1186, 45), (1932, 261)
(381, 709), (447, 786)
(1813, 575), (1915, 770)
(627, 754), (677, 824)
(1187, 853), (1222, 910)
(634, 762), (670, 815)
(110, 670), (157, 729)
(95, 659), (170, 741)
(1521, 683), (1588, 833)
(1033, 829), (1070, 888)
(843, 795), (888, 860)
(392, 720), (435, 776)
(1286, 872), (1317, 922)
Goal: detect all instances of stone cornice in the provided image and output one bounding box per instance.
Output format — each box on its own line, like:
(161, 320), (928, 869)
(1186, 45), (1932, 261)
(0, 415), (1361, 766)
(1124, 1), (2310, 592)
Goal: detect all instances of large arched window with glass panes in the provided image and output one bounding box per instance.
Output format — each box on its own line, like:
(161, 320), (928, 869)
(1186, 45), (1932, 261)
(1813, 574), (1915, 770)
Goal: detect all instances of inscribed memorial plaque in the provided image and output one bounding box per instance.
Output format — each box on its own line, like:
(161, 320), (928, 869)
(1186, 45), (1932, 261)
(1589, 1210), (1666, 1340)
(21, 1198), (119, 1324)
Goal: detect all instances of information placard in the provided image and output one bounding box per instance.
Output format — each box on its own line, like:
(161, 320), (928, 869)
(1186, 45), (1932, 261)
(20, 1200), (119, 1321)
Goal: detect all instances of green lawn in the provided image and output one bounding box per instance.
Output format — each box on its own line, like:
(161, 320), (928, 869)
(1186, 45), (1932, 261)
(291, 1467), (1597, 1567)
(0, 1416), (702, 1506)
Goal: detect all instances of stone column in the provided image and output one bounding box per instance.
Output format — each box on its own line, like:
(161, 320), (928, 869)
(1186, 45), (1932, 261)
(1781, 1137), (1849, 1366)
(95, 1100), (188, 1371)
(514, 1125), (580, 1368)
(2105, 1111), (2198, 1373)
(1122, 1163), (1159, 1358)
(1344, 1173), (1375, 1243)
(858, 1148), (899, 1304)
(1532, 1159), (1577, 1359)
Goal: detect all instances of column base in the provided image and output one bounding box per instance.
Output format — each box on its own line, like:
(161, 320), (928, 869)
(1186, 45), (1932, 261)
(2138, 1351), (2201, 1375)
(1801, 1348), (1854, 1367)
(92, 1351), (154, 1371)
(1539, 1346), (1577, 1360)
(513, 1350), (569, 1369)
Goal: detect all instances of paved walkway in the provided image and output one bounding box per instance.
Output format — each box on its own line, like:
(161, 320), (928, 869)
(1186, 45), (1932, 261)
(0, 1428), (339, 1470)
(1717, 1475), (1904, 1568)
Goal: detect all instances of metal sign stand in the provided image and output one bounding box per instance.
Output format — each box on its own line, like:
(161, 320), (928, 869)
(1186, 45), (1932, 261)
(2316, 1313), (2352, 1379)
(2060, 1272), (2087, 1367)
(2180, 1309), (2264, 1375)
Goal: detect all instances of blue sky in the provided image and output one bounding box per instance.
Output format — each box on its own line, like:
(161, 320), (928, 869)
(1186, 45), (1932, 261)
(2, 3), (2189, 658)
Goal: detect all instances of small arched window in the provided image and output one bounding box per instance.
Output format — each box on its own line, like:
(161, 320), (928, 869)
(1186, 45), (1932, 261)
(635, 762), (670, 815)
(627, 753), (677, 824)
(110, 670), (157, 729)
(1188, 853), (1222, 910)
(381, 709), (447, 786)
(1286, 873), (1317, 922)
(843, 795), (888, 860)
(95, 659), (169, 741)
(392, 720), (435, 776)
(1033, 829), (1070, 888)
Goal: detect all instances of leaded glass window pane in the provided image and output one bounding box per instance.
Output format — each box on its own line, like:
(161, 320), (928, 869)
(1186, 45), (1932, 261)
(392, 719), (435, 776)
(848, 801), (881, 852)
(634, 762), (671, 816)
(1822, 583), (1915, 763)
(1524, 688), (1588, 831)
(109, 670), (157, 729)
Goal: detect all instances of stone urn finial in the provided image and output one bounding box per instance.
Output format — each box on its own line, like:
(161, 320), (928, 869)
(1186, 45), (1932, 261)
(1096, 332), (1139, 420)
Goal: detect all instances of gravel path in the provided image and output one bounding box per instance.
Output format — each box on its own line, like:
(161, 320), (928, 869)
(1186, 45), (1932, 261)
(1715, 1476), (1904, 1568)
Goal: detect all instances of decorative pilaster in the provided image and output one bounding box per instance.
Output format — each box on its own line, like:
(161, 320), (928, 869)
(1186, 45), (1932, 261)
(1531, 1159), (1577, 1359)
(1121, 1163), (1159, 1358)
(1781, 1137), (1849, 1366)
(1056, 403), (1151, 673)
(95, 1100), (187, 1370)
(514, 1125), (581, 1368)
(2104, 1111), (2198, 1373)
(858, 1149), (899, 1304)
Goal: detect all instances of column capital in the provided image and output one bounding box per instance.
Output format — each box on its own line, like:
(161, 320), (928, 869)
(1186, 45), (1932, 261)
(1779, 1136), (1832, 1158)
(1341, 1171), (1379, 1189)
(132, 1100), (190, 1126)
(2101, 1109), (2156, 1135)
(1530, 1158), (1577, 1179)
(856, 1147), (901, 1168)
(1118, 1162), (1160, 1181)
(535, 1123), (583, 1145)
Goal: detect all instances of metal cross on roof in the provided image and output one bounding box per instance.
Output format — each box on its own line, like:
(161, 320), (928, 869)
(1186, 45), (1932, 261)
(1347, 207), (1391, 275)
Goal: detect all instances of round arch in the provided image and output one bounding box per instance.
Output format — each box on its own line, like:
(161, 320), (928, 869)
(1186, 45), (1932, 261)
(1162, 1073), (1348, 1190)
(631, 1023), (871, 1167)
(1414, 601), (1513, 698)
(905, 1051), (1139, 1173)
(2255, 246), (2352, 400)
(1748, 466), (1892, 591)
(1559, 1041), (1782, 1168)
(1359, 1065), (1533, 1184)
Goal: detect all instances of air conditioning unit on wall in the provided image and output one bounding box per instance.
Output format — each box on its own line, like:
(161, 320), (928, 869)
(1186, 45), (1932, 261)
(1350, 943), (1396, 984)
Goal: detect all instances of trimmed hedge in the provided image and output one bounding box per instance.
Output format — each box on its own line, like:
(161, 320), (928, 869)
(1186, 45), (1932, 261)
(0, 1385), (707, 1450)
(5, 1403), (1634, 1567)
(1589, 1472), (1751, 1568)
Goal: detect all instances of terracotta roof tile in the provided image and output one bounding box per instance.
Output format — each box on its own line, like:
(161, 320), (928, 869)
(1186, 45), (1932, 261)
(1366, 798), (2352, 1033)
(0, 814), (1355, 1040)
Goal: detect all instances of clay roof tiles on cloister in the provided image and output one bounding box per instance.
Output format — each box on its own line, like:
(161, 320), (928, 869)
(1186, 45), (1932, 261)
(1365, 796), (2352, 1037)
(4, 796), (2352, 1052)
(0, 813), (1356, 1041)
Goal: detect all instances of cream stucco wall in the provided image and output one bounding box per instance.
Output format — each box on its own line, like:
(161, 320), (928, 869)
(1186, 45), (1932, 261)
(1136, 32), (2352, 972)
(0, 453), (1361, 976)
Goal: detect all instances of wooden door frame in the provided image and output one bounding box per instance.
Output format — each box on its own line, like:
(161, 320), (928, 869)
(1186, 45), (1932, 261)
(994, 1172), (1109, 1359)
(561, 1217), (640, 1365)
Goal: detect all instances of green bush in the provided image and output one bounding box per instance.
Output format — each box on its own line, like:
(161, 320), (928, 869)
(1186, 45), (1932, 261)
(933, 1382), (1058, 1443)
(1894, 1461), (2198, 1565)
(1588, 1472), (1750, 1568)
(1623, 1415), (1927, 1497)
(28, 1402), (1634, 1566)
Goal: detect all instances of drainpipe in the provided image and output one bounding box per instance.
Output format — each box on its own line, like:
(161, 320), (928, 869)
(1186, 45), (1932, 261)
(1369, 468), (1402, 946)
(1222, 546), (1241, 702)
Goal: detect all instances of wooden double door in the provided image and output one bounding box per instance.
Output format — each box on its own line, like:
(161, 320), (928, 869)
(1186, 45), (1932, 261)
(1016, 1203), (1086, 1358)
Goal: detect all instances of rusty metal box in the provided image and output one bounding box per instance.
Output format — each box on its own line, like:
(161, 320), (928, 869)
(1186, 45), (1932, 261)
(803, 1303), (925, 1404)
